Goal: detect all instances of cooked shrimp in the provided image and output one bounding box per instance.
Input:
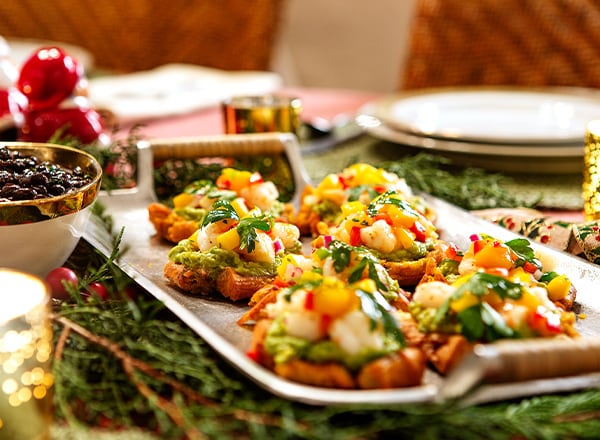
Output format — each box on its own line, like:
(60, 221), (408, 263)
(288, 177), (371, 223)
(270, 222), (300, 249)
(360, 219), (397, 254)
(196, 220), (232, 251)
(239, 232), (275, 263)
(240, 181), (279, 211)
(457, 256), (478, 275)
(283, 310), (324, 341)
(412, 281), (454, 308)
(331, 223), (351, 243)
(329, 310), (385, 355)
(320, 188), (346, 206)
(265, 289), (325, 341)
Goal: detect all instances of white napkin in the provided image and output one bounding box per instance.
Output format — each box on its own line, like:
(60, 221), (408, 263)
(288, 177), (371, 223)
(88, 64), (283, 123)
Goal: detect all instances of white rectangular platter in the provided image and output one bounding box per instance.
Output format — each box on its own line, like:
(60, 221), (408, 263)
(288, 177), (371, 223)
(83, 133), (600, 406)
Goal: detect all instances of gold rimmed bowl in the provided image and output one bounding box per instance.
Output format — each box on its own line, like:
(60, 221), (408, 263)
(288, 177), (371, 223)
(0, 142), (102, 276)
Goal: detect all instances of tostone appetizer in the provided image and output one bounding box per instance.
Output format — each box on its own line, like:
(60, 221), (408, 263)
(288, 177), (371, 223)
(246, 272), (426, 389)
(164, 197), (302, 301)
(324, 190), (442, 286)
(149, 168), (290, 243)
(293, 163), (430, 236)
(408, 234), (578, 374)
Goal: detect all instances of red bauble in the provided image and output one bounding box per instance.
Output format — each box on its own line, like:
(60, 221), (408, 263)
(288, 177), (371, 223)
(17, 46), (83, 111)
(19, 106), (105, 144)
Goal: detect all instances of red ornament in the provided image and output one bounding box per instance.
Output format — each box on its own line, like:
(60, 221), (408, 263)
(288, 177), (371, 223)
(17, 46), (84, 111)
(19, 106), (105, 144)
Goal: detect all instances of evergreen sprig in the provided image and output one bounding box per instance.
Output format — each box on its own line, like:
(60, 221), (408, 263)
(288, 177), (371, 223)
(382, 153), (540, 210)
(52, 288), (600, 438)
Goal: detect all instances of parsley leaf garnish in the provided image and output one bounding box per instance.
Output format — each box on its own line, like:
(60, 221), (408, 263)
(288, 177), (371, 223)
(356, 289), (405, 346)
(347, 185), (380, 202)
(201, 199), (239, 226)
(434, 271), (524, 342)
(237, 215), (273, 252)
(505, 238), (542, 271)
(321, 240), (389, 291)
(366, 190), (419, 218)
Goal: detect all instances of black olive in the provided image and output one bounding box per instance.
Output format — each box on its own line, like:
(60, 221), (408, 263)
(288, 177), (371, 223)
(0, 146), (93, 202)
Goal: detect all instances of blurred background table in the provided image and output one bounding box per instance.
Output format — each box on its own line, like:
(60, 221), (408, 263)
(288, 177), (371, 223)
(116, 86), (586, 222)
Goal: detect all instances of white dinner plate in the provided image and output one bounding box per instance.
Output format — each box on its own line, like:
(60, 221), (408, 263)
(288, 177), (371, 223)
(365, 88), (600, 145)
(354, 112), (584, 174)
(88, 64), (282, 123)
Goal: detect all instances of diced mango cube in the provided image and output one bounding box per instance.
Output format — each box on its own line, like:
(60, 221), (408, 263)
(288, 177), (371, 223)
(316, 174), (343, 193)
(395, 227), (414, 249)
(313, 285), (359, 317)
(173, 192), (194, 208)
(546, 274), (571, 301)
(231, 198), (250, 218)
(217, 228), (240, 250)
(341, 201), (365, 217)
(450, 291), (479, 313)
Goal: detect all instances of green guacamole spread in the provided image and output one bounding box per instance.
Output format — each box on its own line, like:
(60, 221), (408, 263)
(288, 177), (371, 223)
(173, 206), (207, 222)
(264, 319), (402, 371)
(409, 302), (460, 334)
(370, 238), (435, 262)
(437, 258), (461, 283)
(168, 239), (278, 278)
(314, 200), (343, 225)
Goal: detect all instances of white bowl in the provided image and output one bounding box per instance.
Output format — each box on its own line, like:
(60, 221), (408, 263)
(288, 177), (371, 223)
(0, 142), (102, 277)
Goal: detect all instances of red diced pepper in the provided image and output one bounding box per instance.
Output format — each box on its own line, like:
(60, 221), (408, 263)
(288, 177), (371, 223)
(529, 305), (562, 336)
(523, 261), (539, 274)
(246, 349), (261, 362)
(545, 312), (562, 334)
(446, 243), (462, 262)
(410, 221), (427, 242)
(373, 184), (387, 194)
(340, 175), (351, 189)
(304, 291), (314, 310)
(349, 226), (362, 246)
(320, 314), (332, 333)
(473, 239), (486, 254)
(218, 178), (232, 189)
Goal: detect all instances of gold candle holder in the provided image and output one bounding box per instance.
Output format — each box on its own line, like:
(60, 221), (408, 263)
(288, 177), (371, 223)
(583, 120), (600, 220)
(222, 95), (302, 136)
(0, 269), (53, 440)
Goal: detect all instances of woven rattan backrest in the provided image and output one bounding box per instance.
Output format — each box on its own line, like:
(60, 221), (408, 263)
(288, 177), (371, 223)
(400, 0), (600, 89)
(0, 0), (283, 72)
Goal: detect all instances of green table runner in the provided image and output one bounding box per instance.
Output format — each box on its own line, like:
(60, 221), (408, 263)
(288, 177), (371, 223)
(301, 135), (584, 211)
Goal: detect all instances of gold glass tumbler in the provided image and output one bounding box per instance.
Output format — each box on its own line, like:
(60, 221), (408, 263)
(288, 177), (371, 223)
(222, 95), (302, 136)
(0, 269), (53, 440)
(583, 120), (600, 220)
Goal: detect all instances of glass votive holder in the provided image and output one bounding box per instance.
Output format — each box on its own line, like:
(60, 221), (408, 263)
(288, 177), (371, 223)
(222, 94), (302, 136)
(0, 268), (53, 440)
(583, 120), (600, 220)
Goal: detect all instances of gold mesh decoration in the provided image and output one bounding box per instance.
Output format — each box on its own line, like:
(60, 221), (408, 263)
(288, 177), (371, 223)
(583, 120), (600, 220)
